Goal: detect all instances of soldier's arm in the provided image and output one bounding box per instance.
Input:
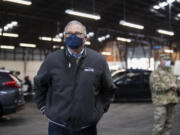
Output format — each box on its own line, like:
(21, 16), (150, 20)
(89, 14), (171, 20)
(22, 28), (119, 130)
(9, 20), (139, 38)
(149, 71), (172, 92)
(176, 76), (180, 92)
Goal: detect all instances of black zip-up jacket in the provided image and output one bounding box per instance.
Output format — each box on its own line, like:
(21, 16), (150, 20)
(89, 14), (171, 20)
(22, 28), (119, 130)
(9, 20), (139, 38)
(34, 47), (114, 130)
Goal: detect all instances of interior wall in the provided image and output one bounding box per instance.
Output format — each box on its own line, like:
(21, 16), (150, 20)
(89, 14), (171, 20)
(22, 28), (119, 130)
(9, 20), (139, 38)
(174, 61), (180, 75)
(1, 43), (180, 85)
(1, 60), (180, 86)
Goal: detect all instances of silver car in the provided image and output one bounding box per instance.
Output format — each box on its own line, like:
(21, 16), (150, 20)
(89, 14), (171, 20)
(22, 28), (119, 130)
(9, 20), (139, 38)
(0, 69), (25, 117)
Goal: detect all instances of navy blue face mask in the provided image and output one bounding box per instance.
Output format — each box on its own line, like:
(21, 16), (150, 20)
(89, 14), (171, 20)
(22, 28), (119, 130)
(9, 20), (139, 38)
(65, 34), (83, 49)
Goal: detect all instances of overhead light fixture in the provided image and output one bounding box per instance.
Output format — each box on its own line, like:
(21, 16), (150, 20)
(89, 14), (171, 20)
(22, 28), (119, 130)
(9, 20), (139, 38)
(87, 32), (95, 38)
(6, 24), (14, 29)
(3, 0), (32, 6)
(177, 0), (180, 3)
(177, 13), (180, 17)
(57, 33), (63, 38)
(39, 36), (62, 42)
(174, 16), (180, 21)
(88, 32), (94, 37)
(157, 29), (174, 36)
(39, 36), (51, 41)
(101, 52), (112, 56)
(53, 45), (64, 49)
(53, 45), (59, 49)
(65, 9), (101, 20)
(55, 33), (64, 38)
(164, 49), (174, 53)
(11, 21), (18, 26)
(150, 8), (159, 14)
(52, 38), (62, 42)
(159, 2), (168, 8)
(97, 37), (103, 42)
(97, 34), (110, 42)
(3, 21), (18, 31)
(0, 32), (19, 38)
(117, 37), (131, 43)
(0, 45), (15, 49)
(153, 5), (160, 9)
(119, 20), (144, 30)
(98, 37), (106, 42)
(19, 43), (36, 48)
(101, 37), (106, 40)
(3, 33), (19, 37)
(60, 46), (64, 50)
(105, 34), (110, 39)
(85, 41), (91, 45)
(4, 26), (9, 31)
(167, 0), (175, 4)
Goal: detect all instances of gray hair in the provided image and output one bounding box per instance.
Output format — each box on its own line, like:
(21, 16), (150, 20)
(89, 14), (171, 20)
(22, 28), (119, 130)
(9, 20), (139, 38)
(64, 20), (87, 35)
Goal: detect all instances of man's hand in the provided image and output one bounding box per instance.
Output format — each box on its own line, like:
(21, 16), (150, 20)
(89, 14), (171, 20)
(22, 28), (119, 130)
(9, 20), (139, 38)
(171, 83), (177, 91)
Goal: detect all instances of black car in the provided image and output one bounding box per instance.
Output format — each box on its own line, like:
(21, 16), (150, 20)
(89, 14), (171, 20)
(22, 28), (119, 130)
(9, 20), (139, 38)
(0, 69), (25, 117)
(112, 69), (152, 101)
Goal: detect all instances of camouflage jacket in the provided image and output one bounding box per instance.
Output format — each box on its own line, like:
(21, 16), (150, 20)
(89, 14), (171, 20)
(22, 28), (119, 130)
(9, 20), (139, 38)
(150, 65), (179, 106)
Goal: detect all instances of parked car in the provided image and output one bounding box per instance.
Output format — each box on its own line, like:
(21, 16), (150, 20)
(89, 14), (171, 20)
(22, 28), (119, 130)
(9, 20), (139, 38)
(112, 69), (152, 101)
(0, 69), (25, 117)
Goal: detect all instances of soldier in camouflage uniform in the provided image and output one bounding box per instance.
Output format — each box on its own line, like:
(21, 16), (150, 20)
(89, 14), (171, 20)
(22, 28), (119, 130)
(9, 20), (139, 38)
(150, 54), (179, 135)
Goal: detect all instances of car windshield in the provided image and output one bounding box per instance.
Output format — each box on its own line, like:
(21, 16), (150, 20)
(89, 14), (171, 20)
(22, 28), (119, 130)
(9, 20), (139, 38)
(0, 72), (12, 84)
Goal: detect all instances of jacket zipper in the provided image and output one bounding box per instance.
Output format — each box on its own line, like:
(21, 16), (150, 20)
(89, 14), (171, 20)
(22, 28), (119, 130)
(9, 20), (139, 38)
(69, 57), (84, 126)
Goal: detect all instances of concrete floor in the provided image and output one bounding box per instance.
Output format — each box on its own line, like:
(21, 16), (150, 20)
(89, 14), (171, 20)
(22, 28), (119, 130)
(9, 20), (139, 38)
(0, 102), (180, 135)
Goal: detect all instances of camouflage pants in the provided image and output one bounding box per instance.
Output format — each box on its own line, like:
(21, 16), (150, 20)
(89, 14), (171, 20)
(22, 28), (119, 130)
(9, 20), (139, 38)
(152, 104), (176, 135)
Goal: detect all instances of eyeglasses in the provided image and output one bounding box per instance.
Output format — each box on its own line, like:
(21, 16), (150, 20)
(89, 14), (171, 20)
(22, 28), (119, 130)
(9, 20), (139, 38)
(64, 32), (85, 37)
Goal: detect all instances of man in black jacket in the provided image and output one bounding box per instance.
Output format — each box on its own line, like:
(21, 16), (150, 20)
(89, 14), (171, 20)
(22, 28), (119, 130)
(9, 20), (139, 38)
(34, 20), (114, 135)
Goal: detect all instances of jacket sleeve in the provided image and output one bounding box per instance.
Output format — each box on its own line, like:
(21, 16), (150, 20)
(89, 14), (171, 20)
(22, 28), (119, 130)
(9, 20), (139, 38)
(100, 58), (116, 112)
(34, 59), (49, 113)
(149, 71), (172, 93)
(176, 76), (180, 93)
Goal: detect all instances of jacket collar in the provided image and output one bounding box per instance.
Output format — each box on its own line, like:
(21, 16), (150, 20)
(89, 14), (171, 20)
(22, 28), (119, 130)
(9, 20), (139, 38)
(67, 47), (85, 59)
(158, 65), (171, 72)
(64, 47), (87, 60)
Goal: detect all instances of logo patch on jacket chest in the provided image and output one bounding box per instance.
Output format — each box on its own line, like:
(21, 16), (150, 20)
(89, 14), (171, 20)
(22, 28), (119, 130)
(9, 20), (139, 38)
(84, 67), (94, 72)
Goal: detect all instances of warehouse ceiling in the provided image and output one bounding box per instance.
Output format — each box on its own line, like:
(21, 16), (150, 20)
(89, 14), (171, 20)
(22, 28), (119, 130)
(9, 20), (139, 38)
(0, 0), (180, 50)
